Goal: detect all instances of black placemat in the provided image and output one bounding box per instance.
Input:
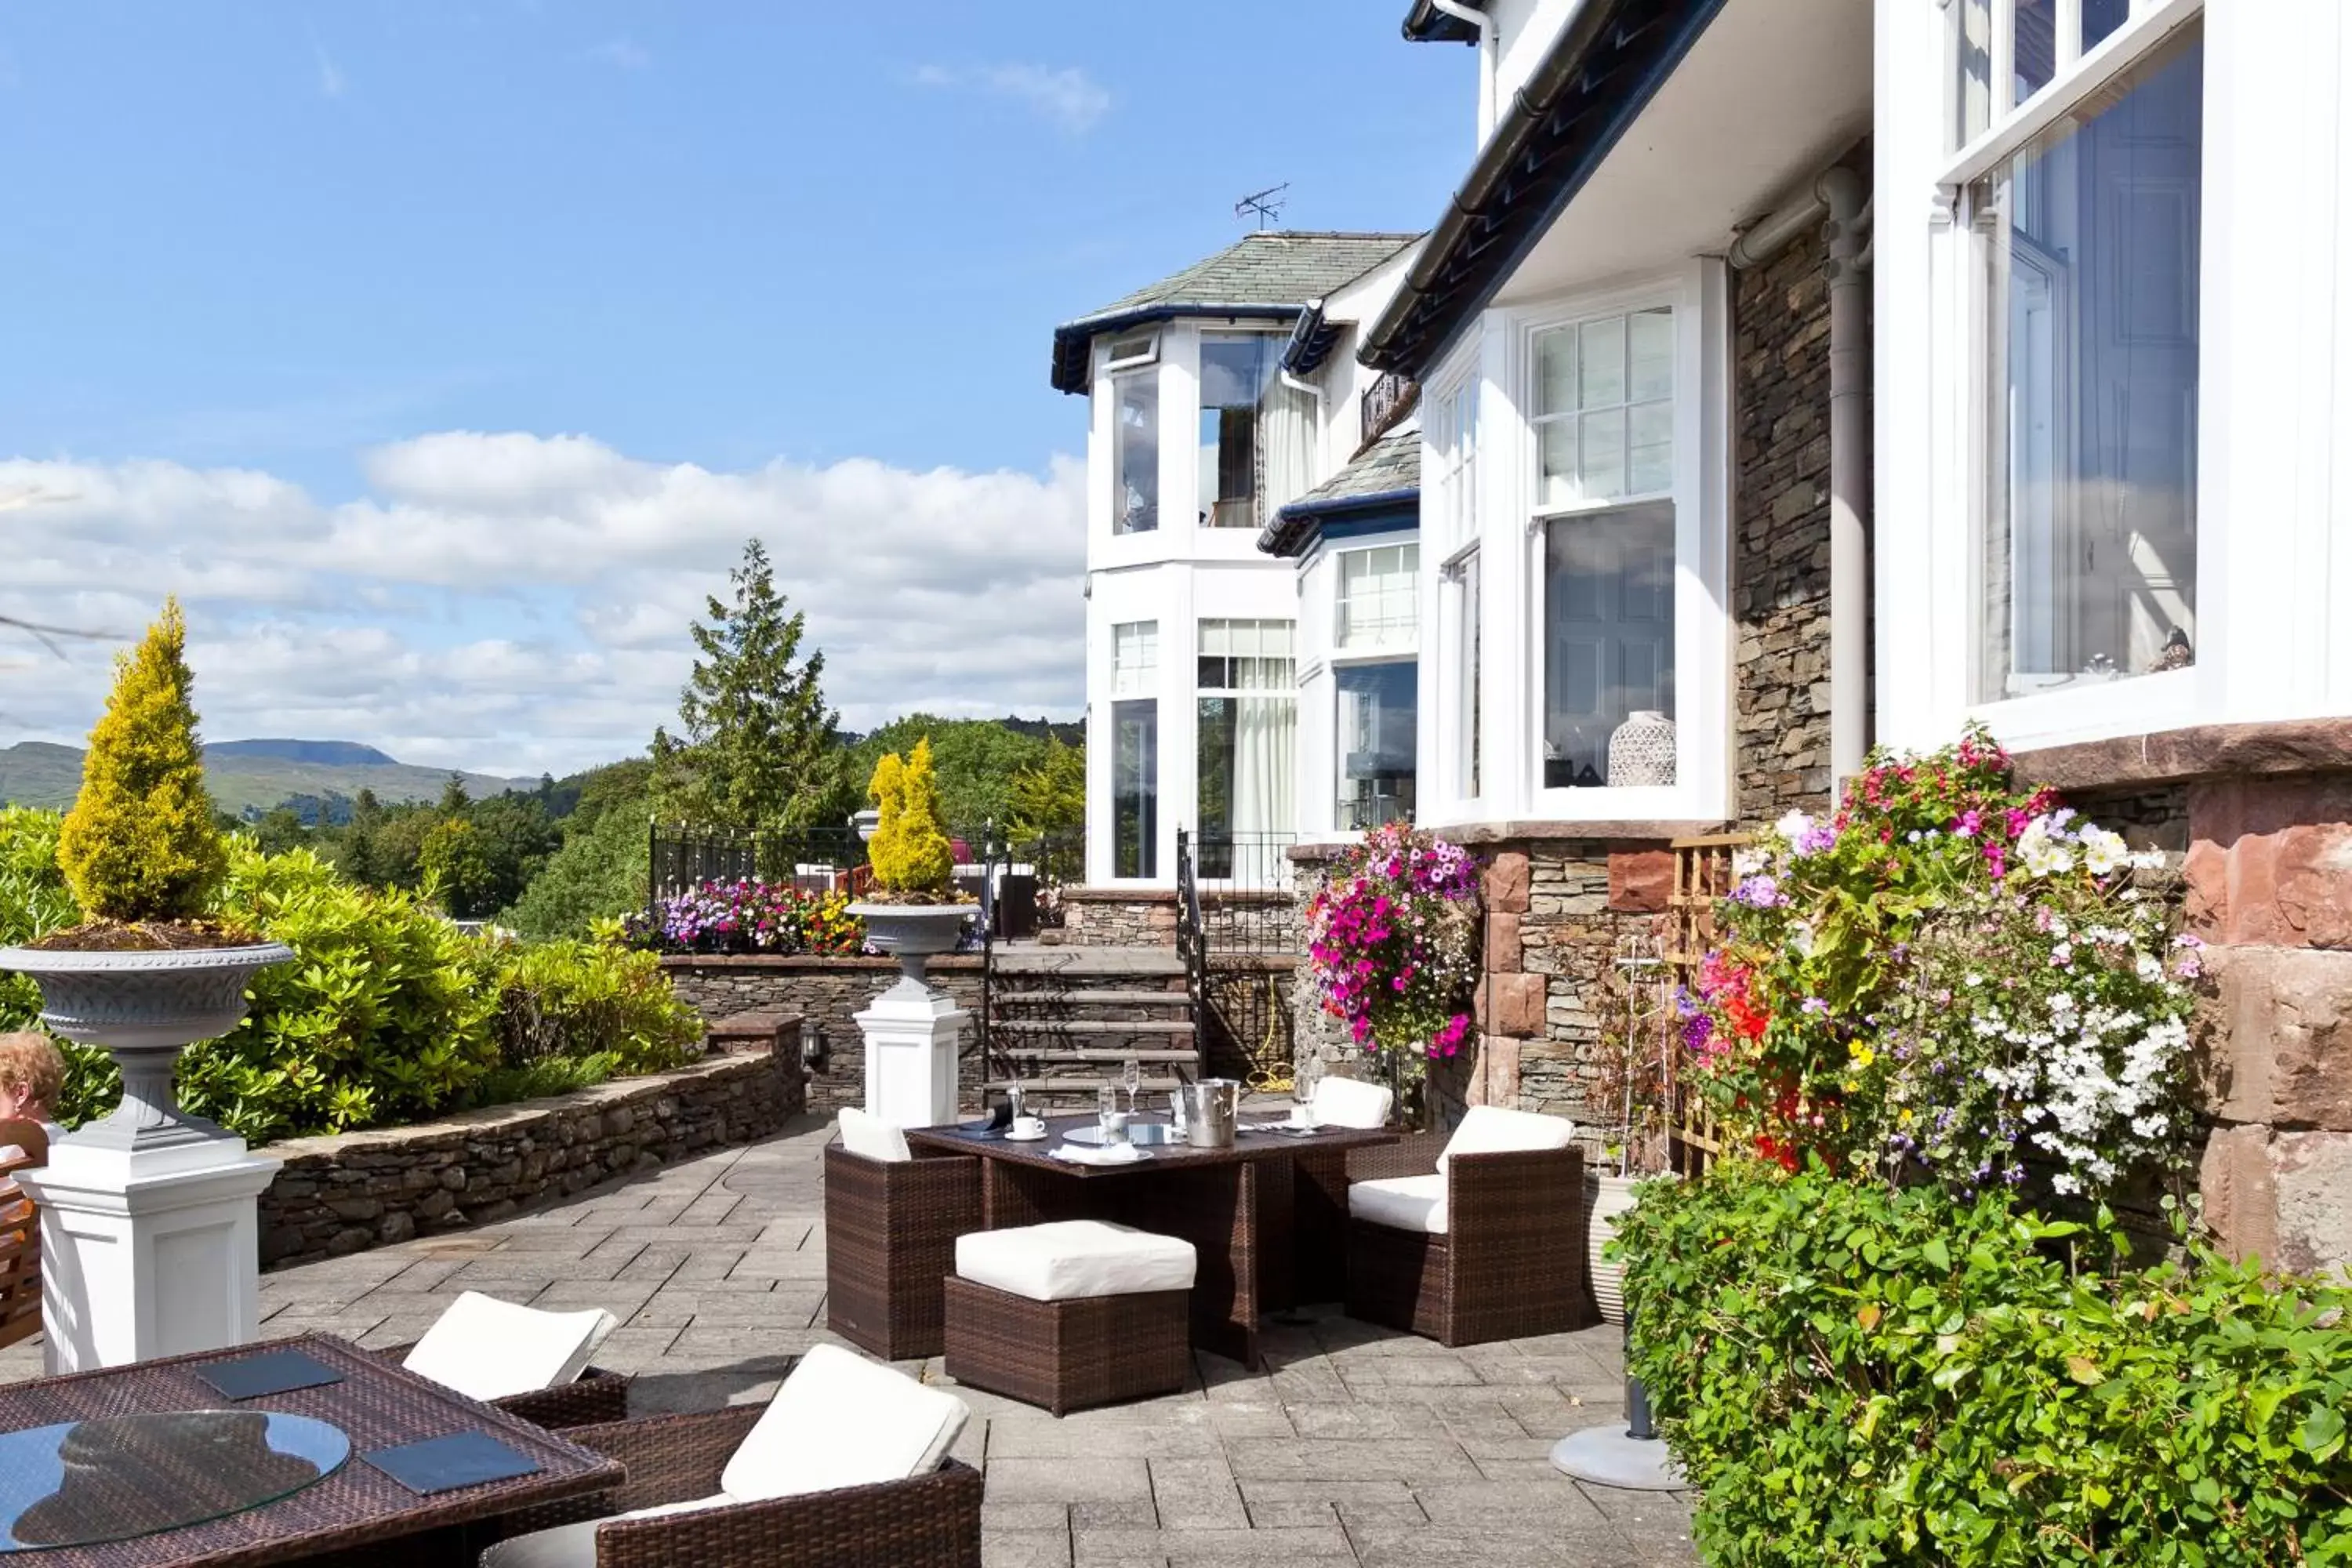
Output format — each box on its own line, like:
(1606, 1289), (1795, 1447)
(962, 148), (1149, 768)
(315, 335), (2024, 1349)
(194, 1348), (345, 1401)
(361, 1432), (542, 1495)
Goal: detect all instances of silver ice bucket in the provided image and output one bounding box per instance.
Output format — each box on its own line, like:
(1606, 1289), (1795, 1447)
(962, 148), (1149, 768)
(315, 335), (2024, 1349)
(1176, 1079), (1241, 1148)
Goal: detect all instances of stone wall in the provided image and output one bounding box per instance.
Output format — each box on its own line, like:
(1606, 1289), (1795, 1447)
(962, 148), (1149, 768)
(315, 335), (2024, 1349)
(1733, 216), (1838, 821)
(1062, 891), (1180, 947)
(258, 1051), (802, 1269)
(2184, 771), (2352, 1273)
(661, 955), (982, 1113)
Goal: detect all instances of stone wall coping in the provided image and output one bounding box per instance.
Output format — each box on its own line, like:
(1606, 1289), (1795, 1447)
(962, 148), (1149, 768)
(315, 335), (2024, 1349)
(1416, 818), (1728, 847)
(657, 953), (982, 972)
(260, 1053), (764, 1160)
(1062, 886), (1293, 906)
(2015, 720), (2352, 792)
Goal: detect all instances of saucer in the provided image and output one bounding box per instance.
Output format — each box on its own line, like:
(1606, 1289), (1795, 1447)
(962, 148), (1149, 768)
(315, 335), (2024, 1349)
(1004, 1125), (1051, 1143)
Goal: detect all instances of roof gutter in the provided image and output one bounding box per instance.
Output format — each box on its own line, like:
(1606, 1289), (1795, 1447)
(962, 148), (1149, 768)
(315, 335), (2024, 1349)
(1258, 485), (1424, 560)
(1361, 0), (1730, 379)
(1050, 302), (1308, 395)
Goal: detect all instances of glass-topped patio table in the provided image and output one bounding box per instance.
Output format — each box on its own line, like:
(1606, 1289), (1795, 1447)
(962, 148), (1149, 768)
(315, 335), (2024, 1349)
(0, 1333), (622, 1566)
(906, 1113), (1397, 1369)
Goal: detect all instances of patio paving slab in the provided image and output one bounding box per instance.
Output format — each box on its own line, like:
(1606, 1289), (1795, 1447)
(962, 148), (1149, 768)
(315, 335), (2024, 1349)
(0, 1113), (1698, 1566)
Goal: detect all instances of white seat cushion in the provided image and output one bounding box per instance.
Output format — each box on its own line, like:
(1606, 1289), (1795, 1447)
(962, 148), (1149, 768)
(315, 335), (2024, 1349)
(955, 1220), (1196, 1302)
(720, 1342), (969, 1501)
(1436, 1105), (1575, 1172)
(1312, 1077), (1393, 1130)
(838, 1105), (912, 1163)
(478, 1348), (967, 1568)
(1348, 1174), (1449, 1234)
(479, 1496), (731, 1568)
(402, 1291), (617, 1403)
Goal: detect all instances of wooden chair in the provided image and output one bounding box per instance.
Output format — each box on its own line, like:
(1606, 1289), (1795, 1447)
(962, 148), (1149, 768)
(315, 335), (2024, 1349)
(0, 1119), (49, 1352)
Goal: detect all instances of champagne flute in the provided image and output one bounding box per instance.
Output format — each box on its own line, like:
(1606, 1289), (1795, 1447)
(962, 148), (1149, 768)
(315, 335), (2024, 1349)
(1120, 1057), (1142, 1116)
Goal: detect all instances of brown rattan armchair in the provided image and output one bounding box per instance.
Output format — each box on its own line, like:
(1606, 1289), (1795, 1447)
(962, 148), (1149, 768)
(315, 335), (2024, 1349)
(823, 1141), (981, 1360)
(485, 1403), (983, 1567)
(0, 1120), (48, 1353)
(371, 1341), (631, 1430)
(1344, 1129), (1592, 1348)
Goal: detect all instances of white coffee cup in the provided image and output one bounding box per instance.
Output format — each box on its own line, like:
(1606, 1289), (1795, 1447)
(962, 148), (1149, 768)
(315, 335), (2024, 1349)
(1011, 1116), (1047, 1139)
(1289, 1103), (1317, 1129)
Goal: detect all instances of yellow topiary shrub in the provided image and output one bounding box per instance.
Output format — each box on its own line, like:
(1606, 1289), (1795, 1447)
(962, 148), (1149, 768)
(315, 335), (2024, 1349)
(56, 599), (227, 924)
(866, 739), (953, 895)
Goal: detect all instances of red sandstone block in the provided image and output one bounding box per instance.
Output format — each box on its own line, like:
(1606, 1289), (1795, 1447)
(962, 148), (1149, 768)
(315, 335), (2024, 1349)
(2206, 946), (2352, 1131)
(1486, 972), (1548, 1040)
(1486, 911), (1523, 973)
(2198, 1124), (2278, 1266)
(1483, 851), (1532, 916)
(1607, 849), (1674, 914)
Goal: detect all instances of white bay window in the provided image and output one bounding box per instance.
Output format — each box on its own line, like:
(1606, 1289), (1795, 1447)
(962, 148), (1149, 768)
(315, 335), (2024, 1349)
(1334, 544), (1419, 830)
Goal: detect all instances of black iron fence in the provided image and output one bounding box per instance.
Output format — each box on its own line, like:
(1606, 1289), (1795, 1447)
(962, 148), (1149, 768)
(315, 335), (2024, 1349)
(1177, 826), (1298, 1091)
(1190, 829), (1299, 958)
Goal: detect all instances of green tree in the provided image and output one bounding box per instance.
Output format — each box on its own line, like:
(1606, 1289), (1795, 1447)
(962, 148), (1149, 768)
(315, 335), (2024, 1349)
(56, 597), (227, 924)
(437, 771), (471, 817)
(251, 805), (308, 856)
(848, 715), (1051, 835)
(651, 539), (840, 833)
(502, 804), (651, 937)
(1008, 736), (1086, 841)
(418, 816), (495, 917)
(335, 787), (385, 885)
(465, 792), (561, 911)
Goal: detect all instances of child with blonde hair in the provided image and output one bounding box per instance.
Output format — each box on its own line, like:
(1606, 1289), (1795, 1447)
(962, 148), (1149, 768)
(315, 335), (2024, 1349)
(0, 1031), (65, 1164)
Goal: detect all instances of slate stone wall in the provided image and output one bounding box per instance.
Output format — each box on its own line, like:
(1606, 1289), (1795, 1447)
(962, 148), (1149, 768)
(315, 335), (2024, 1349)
(660, 955), (982, 1113)
(258, 1051), (801, 1269)
(1733, 220), (1841, 821)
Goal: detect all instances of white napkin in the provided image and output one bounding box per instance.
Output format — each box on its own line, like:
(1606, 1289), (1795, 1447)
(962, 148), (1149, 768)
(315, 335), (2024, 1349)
(1050, 1142), (1149, 1167)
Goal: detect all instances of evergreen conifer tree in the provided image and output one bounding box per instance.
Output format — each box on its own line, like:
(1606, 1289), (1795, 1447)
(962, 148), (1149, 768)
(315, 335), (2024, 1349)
(56, 598), (227, 924)
(652, 539), (840, 833)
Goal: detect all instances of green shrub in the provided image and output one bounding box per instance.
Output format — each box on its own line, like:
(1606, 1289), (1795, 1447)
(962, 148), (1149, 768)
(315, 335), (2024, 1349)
(1621, 1165), (2352, 1566)
(56, 599), (227, 924)
(501, 805), (650, 938)
(2, 811), (706, 1141)
(867, 740), (953, 894)
(489, 938), (702, 1080)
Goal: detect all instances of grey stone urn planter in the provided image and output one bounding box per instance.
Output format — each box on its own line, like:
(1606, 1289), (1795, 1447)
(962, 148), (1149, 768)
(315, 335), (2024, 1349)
(0, 942), (294, 1152)
(848, 904), (972, 985)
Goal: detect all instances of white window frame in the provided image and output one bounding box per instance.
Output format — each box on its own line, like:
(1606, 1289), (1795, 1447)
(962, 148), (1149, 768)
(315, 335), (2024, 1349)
(1110, 619), (1159, 696)
(1105, 328), (1160, 372)
(1329, 541), (1421, 834)
(1933, 0), (2209, 750)
(1422, 353), (1483, 822)
(1334, 542), (1421, 656)
(1511, 266), (1730, 823)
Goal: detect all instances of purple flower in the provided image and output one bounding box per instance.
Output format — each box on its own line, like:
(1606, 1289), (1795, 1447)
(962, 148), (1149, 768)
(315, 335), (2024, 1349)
(1730, 875), (1789, 909)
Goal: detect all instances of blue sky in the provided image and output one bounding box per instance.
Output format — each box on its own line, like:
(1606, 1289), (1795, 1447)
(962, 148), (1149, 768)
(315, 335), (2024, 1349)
(0, 2), (1472, 772)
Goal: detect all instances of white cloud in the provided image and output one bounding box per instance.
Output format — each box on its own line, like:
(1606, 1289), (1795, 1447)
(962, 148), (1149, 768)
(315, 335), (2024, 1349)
(0, 434), (1086, 775)
(910, 61), (1112, 136)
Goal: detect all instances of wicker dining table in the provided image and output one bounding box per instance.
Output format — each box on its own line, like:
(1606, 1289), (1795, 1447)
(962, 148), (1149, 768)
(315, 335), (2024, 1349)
(905, 1114), (1396, 1369)
(0, 1332), (624, 1567)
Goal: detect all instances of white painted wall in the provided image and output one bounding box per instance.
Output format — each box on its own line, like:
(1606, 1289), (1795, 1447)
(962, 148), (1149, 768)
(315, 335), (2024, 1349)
(1871, 0), (2352, 756)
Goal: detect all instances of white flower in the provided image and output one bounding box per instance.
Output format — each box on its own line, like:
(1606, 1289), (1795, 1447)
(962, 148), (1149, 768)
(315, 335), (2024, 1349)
(1733, 847), (1769, 877)
(1776, 809), (1817, 848)
(1791, 920), (1818, 959)
(2082, 826), (2129, 875)
(2136, 953), (2163, 983)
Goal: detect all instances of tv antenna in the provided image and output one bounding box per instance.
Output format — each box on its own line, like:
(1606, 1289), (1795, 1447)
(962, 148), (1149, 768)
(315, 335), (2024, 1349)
(1234, 183), (1289, 230)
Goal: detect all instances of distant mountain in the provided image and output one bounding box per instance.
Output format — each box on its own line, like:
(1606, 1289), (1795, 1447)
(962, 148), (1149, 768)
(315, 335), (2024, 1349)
(0, 741), (537, 815)
(209, 739), (398, 767)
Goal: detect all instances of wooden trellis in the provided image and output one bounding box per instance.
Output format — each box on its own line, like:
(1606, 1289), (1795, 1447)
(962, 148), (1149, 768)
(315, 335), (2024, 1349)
(1665, 833), (1751, 1176)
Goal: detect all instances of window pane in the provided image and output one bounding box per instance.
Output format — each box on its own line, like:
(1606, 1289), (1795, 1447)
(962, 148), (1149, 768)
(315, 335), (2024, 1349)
(1112, 620), (1157, 695)
(1196, 695), (1296, 865)
(2082, 0), (2129, 51)
(1578, 318), (1624, 409)
(1544, 501), (1676, 789)
(1112, 699), (1158, 878)
(1461, 551), (1481, 798)
(1628, 400), (1674, 495)
(2014, 0), (2056, 102)
(1338, 544), (1420, 652)
(1536, 328), (1577, 417)
(1628, 309), (1674, 402)
(1337, 660), (1417, 831)
(1200, 335), (1295, 528)
(1114, 373), (1159, 535)
(1955, 0), (1993, 149)
(1538, 420), (1579, 507)
(1976, 27), (2201, 702)
(1580, 408), (1626, 500)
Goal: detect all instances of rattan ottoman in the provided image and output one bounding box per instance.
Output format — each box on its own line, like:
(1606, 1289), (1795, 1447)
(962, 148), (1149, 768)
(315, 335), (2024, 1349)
(942, 1220), (1196, 1417)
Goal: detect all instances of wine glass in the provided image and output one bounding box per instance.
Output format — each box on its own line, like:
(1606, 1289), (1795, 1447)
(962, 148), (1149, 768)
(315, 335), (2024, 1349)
(1297, 1056), (1325, 1127)
(1120, 1057), (1142, 1116)
(1097, 1083), (1125, 1149)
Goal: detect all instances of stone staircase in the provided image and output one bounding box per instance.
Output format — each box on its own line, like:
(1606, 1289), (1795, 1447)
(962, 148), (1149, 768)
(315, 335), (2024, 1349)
(982, 947), (1200, 1109)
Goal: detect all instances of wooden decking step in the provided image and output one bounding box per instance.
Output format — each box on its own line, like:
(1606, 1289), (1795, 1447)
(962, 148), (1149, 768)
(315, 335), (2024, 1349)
(992, 1018), (1196, 1035)
(993, 989), (1192, 1007)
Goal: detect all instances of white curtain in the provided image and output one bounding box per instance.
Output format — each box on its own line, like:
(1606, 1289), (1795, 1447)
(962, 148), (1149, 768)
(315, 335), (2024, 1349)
(1229, 696), (1297, 881)
(1259, 378), (1319, 517)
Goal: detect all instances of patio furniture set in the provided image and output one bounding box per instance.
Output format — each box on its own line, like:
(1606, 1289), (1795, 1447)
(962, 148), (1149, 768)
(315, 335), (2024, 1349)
(0, 1087), (1591, 1566)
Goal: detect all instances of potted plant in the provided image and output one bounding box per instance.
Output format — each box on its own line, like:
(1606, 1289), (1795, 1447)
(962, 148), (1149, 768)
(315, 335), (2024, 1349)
(0, 601), (292, 1152)
(1584, 935), (1678, 1325)
(847, 740), (973, 973)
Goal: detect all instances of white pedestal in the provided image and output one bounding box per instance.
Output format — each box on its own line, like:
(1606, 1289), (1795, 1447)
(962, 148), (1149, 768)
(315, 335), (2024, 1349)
(15, 1134), (281, 1374)
(855, 973), (966, 1130)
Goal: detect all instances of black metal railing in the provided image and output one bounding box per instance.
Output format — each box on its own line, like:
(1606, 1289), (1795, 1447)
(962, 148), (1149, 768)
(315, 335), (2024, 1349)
(647, 822), (1012, 914)
(1174, 827), (1207, 1067)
